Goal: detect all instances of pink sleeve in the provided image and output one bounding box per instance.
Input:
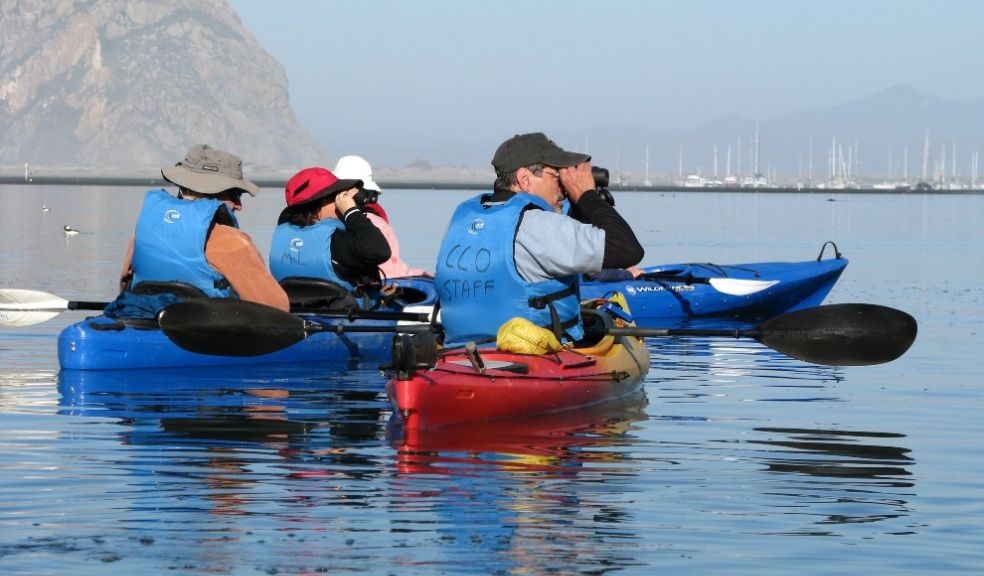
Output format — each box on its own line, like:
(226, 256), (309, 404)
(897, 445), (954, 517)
(366, 213), (432, 278)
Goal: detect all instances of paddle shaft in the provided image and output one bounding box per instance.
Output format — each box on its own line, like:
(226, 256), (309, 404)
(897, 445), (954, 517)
(304, 322), (433, 335)
(65, 301), (108, 311)
(2, 296), (429, 322)
(608, 326), (759, 339)
(64, 301), (429, 322)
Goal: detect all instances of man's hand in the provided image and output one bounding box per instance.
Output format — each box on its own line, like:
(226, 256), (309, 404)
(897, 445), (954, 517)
(559, 162), (595, 203)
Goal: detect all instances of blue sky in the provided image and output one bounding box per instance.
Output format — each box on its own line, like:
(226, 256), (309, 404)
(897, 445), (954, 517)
(228, 0), (984, 164)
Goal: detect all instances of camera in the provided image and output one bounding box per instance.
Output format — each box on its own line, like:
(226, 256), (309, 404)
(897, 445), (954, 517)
(592, 166), (615, 207)
(353, 188), (379, 206)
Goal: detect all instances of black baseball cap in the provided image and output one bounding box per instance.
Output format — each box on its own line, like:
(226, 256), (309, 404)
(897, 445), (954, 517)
(491, 132), (591, 176)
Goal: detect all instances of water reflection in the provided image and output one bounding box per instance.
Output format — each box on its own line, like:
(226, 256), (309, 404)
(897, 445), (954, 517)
(746, 426), (914, 532)
(647, 337), (844, 402)
(389, 391), (649, 473)
(58, 363), (388, 505)
(646, 333), (917, 537)
(387, 392), (650, 575)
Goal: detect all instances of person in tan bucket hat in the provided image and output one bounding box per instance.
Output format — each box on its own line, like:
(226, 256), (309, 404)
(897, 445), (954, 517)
(104, 144), (289, 320)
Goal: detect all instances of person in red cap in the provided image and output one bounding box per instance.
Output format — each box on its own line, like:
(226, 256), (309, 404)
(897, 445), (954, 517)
(105, 144), (289, 320)
(269, 167), (391, 309)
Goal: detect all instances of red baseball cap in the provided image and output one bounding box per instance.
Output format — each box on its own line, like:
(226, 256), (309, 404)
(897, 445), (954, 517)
(284, 167), (362, 209)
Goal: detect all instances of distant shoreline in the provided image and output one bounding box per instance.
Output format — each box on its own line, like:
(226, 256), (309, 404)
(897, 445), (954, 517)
(2, 173), (983, 194)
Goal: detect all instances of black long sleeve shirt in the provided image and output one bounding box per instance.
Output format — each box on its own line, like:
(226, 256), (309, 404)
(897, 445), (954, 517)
(330, 207), (391, 284)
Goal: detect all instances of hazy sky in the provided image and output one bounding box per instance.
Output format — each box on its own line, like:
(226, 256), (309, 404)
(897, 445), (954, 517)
(228, 0), (984, 162)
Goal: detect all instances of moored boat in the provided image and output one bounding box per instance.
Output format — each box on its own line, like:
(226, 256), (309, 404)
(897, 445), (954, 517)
(385, 305), (650, 430)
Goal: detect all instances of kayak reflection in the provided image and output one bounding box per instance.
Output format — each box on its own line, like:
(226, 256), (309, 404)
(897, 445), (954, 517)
(57, 361), (389, 443)
(57, 362), (392, 519)
(388, 389), (649, 474)
(386, 391), (650, 575)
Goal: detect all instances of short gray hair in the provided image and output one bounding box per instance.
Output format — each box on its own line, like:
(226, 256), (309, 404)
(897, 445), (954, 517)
(493, 162), (545, 191)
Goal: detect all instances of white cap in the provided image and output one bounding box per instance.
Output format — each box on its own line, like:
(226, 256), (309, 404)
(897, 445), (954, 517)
(333, 155), (381, 193)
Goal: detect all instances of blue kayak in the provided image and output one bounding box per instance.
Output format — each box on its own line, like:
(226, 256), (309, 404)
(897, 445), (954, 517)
(580, 253), (847, 325)
(57, 248), (846, 370)
(58, 276), (437, 371)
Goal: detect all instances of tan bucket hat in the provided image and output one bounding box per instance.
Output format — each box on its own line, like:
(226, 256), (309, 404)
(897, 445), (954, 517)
(161, 144), (260, 197)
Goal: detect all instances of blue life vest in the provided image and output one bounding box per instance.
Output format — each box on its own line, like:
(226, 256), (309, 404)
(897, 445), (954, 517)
(269, 219), (354, 291)
(435, 192), (582, 344)
(131, 189), (234, 297)
(104, 190), (235, 320)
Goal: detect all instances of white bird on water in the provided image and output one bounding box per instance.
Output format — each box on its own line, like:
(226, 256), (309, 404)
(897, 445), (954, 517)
(63, 225), (80, 236)
(41, 205), (50, 212)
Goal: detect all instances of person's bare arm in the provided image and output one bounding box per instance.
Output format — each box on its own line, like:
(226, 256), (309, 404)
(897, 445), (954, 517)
(206, 225), (290, 311)
(119, 235), (135, 293)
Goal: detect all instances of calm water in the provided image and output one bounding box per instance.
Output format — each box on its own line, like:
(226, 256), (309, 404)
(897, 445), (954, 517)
(1, 184), (982, 574)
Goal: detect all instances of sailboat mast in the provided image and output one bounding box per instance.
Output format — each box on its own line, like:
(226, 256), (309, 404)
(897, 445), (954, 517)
(903, 146), (909, 182)
(921, 129), (930, 181)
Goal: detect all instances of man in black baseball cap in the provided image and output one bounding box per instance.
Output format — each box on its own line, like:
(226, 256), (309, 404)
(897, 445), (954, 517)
(433, 132), (644, 346)
(491, 132), (591, 176)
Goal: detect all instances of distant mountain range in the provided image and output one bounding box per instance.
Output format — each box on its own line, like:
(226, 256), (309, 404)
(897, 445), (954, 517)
(0, 0), (324, 172)
(2, 1), (981, 183)
(357, 86), (984, 183)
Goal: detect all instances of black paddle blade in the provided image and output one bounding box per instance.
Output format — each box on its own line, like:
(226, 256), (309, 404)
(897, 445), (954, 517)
(159, 299), (308, 356)
(756, 303), (917, 366)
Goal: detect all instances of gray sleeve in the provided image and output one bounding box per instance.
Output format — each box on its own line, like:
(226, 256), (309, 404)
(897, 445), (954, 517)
(514, 209), (606, 283)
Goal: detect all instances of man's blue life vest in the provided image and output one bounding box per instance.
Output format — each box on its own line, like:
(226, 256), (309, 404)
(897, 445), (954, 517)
(269, 219), (355, 291)
(131, 189), (235, 297)
(103, 190), (236, 320)
(435, 192), (582, 345)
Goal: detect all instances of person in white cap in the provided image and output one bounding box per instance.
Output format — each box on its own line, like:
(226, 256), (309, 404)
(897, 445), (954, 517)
(333, 155), (433, 279)
(105, 144), (289, 320)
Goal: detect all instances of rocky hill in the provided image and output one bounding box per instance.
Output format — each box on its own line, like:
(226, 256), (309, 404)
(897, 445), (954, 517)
(0, 0), (325, 172)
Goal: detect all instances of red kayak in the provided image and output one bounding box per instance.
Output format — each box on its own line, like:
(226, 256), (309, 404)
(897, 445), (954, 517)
(386, 307), (650, 430)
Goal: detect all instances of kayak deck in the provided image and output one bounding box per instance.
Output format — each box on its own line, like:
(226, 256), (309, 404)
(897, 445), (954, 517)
(581, 256), (847, 324)
(387, 329), (650, 430)
(58, 314), (396, 370)
(57, 276), (438, 371)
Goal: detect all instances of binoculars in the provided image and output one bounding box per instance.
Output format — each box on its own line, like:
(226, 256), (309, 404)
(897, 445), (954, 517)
(353, 188), (379, 206)
(592, 166), (614, 207)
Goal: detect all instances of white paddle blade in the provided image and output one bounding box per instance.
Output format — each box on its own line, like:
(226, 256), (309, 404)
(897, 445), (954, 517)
(0, 289), (71, 326)
(0, 309), (63, 327)
(708, 278), (779, 296)
(0, 289), (70, 311)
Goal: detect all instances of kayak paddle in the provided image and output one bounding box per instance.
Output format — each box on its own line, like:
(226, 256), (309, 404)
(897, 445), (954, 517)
(0, 288), (431, 327)
(0, 289), (106, 327)
(608, 303), (917, 366)
(161, 297), (916, 367)
(159, 299), (434, 356)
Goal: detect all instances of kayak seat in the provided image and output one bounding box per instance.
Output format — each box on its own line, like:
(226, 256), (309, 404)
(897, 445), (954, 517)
(382, 285), (429, 305)
(280, 277), (357, 310)
(132, 281), (207, 298)
(577, 306), (616, 347)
